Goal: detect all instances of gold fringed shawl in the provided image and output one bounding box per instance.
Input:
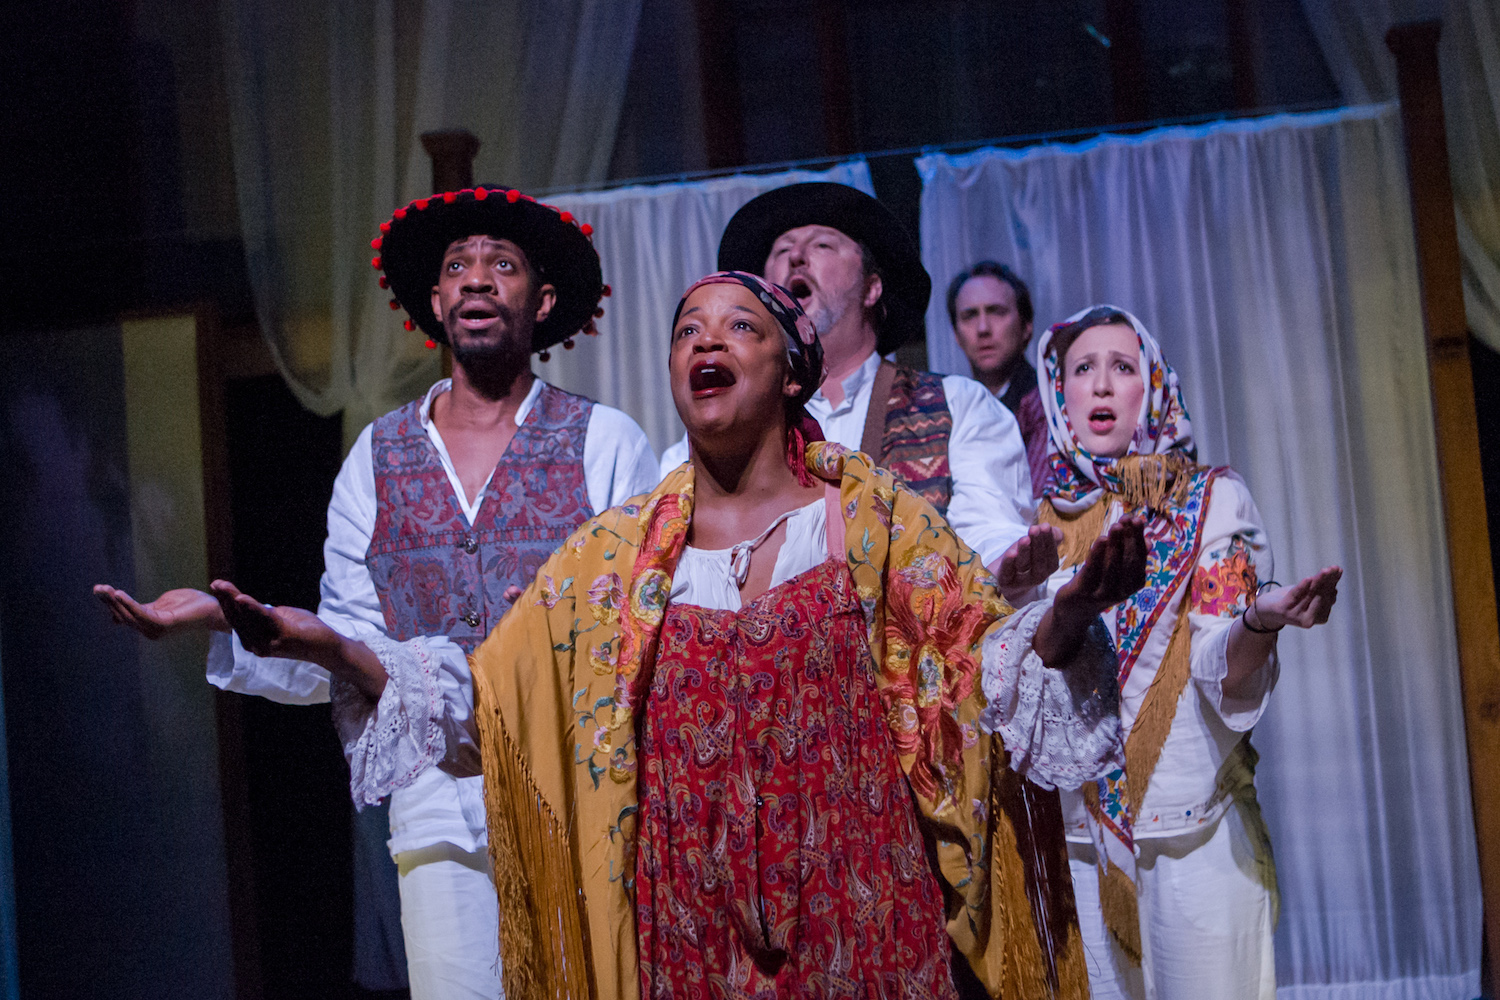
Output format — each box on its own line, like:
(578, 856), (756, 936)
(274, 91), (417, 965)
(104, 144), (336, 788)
(1039, 453), (1220, 963)
(471, 442), (1091, 999)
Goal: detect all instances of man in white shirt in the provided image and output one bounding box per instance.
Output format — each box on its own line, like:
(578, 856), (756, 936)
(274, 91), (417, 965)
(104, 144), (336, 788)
(97, 187), (658, 999)
(659, 182), (1057, 601)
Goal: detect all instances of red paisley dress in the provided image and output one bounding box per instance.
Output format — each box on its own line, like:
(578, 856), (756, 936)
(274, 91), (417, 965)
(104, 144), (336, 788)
(635, 558), (956, 999)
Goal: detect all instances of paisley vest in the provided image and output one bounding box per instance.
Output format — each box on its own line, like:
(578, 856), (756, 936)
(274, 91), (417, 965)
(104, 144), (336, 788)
(878, 366), (954, 514)
(366, 383), (594, 654)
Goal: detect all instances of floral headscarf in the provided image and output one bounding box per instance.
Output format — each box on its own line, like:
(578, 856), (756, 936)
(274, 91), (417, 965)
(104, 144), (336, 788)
(1036, 305), (1195, 511)
(672, 270), (824, 409)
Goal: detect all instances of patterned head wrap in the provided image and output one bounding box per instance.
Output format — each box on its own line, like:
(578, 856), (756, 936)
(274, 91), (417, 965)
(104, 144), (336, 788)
(672, 270), (824, 409)
(1036, 305), (1195, 510)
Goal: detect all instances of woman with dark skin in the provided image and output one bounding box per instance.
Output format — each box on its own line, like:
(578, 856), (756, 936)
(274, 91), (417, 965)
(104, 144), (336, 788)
(461, 272), (1151, 998)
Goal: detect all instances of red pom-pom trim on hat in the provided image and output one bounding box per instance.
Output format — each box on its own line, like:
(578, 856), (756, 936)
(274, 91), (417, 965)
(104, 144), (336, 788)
(563, 337), (575, 350)
(379, 221), (391, 233)
(378, 276), (389, 289)
(371, 255), (382, 269)
(579, 223), (593, 236)
(559, 211), (573, 223)
(472, 187), (488, 201)
(404, 319), (415, 331)
(370, 237), (383, 249)
(602, 284), (612, 297)
(394, 208), (407, 220)
(443, 191), (456, 204)
(505, 189), (520, 203)
(424, 338), (436, 349)
(538, 349), (551, 362)
(389, 299), (400, 310)
(593, 307), (605, 318)
(414, 198), (430, 210)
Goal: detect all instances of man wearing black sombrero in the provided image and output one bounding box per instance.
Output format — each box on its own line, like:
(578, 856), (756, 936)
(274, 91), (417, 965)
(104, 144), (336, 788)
(96, 187), (657, 998)
(659, 182), (1055, 599)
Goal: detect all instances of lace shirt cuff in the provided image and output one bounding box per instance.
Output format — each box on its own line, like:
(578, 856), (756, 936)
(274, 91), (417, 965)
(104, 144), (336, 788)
(331, 635), (449, 809)
(978, 599), (1124, 791)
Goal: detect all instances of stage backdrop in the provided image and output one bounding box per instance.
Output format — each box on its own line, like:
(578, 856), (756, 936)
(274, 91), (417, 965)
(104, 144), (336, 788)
(0, 317), (234, 999)
(542, 160), (876, 454)
(918, 104), (1481, 999)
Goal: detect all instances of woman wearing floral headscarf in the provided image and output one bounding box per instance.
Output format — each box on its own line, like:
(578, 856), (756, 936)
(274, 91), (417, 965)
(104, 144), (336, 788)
(1029, 306), (1341, 1000)
(461, 274), (1154, 999)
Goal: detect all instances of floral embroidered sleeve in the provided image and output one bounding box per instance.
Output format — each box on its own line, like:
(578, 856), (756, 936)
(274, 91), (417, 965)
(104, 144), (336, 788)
(1187, 474), (1280, 730)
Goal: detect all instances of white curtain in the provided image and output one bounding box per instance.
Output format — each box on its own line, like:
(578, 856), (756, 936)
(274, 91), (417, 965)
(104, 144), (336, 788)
(221, 0), (643, 439)
(917, 106), (1482, 999)
(540, 162), (876, 454)
(1301, 0), (1500, 352)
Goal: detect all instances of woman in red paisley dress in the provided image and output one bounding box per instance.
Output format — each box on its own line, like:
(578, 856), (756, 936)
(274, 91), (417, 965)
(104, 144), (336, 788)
(1029, 305), (1342, 1000)
(628, 274), (1150, 999)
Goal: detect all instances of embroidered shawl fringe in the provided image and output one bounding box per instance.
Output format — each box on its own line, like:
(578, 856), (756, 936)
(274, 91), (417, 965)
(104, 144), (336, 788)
(968, 741), (1090, 998)
(1041, 498), (1110, 570)
(1097, 857), (1144, 964)
(1113, 453), (1197, 515)
(474, 669), (591, 1000)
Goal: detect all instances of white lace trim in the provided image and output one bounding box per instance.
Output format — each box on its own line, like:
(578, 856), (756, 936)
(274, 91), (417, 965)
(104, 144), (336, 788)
(979, 600), (1124, 791)
(331, 634), (448, 809)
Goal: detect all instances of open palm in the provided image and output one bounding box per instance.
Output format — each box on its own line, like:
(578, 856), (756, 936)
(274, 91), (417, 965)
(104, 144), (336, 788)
(93, 585), (226, 639)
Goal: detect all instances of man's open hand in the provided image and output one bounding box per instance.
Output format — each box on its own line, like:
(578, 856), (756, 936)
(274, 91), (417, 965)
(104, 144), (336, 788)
(209, 580), (388, 699)
(209, 580), (341, 663)
(93, 585), (228, 639)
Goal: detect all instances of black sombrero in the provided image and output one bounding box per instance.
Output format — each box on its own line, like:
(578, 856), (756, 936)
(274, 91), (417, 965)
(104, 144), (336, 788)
(372, 186), (607, 355)
(716, 182), (931, 355)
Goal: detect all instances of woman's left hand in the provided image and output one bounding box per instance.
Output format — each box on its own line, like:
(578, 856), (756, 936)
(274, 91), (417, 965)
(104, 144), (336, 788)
(1250, 566), (1343, 630)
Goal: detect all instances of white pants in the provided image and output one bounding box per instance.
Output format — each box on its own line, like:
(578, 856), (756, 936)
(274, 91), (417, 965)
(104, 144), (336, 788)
(1069, 805), (1276, 1000)
(395, 844), (502, 1000)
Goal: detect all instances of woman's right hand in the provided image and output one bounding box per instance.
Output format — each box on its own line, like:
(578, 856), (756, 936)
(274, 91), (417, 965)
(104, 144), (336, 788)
(93, 585), (230, 639)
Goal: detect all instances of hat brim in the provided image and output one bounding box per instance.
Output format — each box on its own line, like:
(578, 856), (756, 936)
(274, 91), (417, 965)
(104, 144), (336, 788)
(379, 189), (602, 351)
(716, 182), (931, 355)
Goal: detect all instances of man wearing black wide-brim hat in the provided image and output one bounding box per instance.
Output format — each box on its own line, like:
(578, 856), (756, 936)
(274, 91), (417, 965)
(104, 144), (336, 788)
(659, 182), (1054, 600)
(97, 187), (657, 998)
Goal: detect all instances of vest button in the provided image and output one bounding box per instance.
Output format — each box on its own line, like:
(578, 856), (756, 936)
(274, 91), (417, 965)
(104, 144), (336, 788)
(462, 612), (480, 628)
(460, 536), (478, 554)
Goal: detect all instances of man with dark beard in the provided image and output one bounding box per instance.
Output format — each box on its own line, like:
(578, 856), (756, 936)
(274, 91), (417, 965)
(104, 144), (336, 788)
(659, 183), (1059, 605)
(96, 188), (657, 999)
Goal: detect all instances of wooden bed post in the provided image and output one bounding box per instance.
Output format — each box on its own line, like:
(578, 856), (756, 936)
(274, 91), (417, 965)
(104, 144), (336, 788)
(1387, 21), (1500, 996)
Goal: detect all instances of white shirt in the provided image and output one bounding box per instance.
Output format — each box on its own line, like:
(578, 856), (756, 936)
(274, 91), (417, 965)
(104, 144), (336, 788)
(1050, 474), (1280, 840)
(658, 351), (1035, 568)
(206, 377), (659, 856)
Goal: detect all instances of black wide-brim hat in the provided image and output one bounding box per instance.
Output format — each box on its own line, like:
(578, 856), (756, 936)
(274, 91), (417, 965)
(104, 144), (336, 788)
(716, 182), (931, 355)
(372, 186), (605, 353)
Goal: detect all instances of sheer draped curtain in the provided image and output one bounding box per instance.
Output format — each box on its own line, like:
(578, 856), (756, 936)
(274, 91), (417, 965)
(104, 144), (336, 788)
(1301, 0), (1500, 352)
(541, 162), (876, 454)
(221, 0), (643, 439)
(918, 106), (1481, 999)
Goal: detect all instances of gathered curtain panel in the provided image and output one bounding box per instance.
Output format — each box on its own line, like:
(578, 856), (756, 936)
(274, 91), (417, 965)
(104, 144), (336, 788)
(1301, 0), (1500, 353)
(539, 161), (876, 454)
(221, 0), (644, 441)
(917, 105), (1482, 999)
